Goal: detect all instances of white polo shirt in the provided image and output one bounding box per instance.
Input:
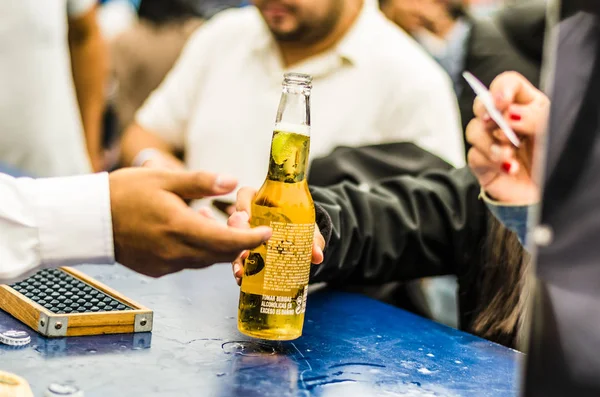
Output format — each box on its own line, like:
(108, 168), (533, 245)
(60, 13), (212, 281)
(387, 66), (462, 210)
(136, 4), (465, 203)
(0, 0), (94, 177)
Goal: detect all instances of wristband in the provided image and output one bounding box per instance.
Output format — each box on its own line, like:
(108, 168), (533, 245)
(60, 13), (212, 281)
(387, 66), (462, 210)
(131, 148), (162, 167)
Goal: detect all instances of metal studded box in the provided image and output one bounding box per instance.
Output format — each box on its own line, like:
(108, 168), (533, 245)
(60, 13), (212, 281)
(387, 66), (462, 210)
(0, 267), (153, 337)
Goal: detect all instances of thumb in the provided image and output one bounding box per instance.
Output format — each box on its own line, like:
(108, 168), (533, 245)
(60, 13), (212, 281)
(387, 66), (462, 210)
(312, 226), (325, 265)
(228, 211), (251, 229)
(162, 171), (238, 199)
(490, 71), (539, 110)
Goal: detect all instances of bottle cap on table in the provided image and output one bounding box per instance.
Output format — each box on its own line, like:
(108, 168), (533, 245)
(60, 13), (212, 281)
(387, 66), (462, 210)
(0, 330), (31, 347)
(45, 383), (84, 397)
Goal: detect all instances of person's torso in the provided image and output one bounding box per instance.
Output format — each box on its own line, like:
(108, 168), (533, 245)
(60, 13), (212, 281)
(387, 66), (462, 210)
(182, 7), (457, 201)
(525, 11), (600, 396)
(0, 0), (91, 177)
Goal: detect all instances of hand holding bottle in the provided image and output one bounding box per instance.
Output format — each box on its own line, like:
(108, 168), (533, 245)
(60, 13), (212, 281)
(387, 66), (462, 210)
(234, 73), (322, 340)
(228, 186), (326, 285)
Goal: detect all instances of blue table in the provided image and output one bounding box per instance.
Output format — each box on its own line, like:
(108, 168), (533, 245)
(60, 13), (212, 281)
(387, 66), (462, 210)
(0, 264), (522, 396)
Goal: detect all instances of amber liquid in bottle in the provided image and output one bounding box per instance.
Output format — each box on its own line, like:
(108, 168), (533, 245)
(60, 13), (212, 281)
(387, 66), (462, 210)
(237, 73), (315, 340)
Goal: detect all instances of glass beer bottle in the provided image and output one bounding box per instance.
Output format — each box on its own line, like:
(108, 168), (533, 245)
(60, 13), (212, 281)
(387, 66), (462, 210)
(237, 72), (315, 340)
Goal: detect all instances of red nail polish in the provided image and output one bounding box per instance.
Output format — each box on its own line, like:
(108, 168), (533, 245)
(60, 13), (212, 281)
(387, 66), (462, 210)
(502, 161), (512, 173)
(510, 113), (521, 121)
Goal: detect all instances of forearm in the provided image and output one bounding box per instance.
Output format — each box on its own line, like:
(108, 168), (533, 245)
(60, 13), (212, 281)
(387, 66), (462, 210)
(309, 167), (489, 286)
(0, 173), (114, 284)
(120, 124), (181, 167)
(69, 8), (108, 171)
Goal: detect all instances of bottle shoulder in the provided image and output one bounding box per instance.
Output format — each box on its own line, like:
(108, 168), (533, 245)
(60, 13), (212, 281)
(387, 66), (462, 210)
(253, 180), (314, 223)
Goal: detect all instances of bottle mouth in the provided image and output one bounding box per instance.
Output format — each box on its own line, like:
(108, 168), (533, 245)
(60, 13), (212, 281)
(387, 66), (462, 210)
(283, 72), (313, 88)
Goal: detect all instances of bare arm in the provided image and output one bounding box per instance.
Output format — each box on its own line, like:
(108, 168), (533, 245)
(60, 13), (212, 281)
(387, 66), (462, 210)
(68, 6), (108, 172)
(121, 123), (185, 169)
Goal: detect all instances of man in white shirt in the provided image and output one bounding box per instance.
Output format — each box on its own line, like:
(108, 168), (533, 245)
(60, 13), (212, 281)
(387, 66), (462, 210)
(0, 168), (275, 284)
(121, 0), (465, 214)
(0, 0), (107, 176)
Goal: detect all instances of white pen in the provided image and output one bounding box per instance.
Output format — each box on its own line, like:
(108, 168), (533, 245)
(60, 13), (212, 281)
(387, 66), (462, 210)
(462, 71), (521, 148)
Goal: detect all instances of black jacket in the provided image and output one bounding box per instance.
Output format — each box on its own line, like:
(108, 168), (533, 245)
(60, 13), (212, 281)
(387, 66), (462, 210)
(308, 145), (500, 343)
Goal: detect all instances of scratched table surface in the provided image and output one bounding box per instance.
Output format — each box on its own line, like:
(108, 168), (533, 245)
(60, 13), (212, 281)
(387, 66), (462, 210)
(0, 264), (522, 396)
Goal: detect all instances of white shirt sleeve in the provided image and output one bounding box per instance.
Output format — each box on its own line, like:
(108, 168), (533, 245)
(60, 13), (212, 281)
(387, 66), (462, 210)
(67, 0), (96, 18)
(0, 172), (114, 283)
(135, 19), (212, 150)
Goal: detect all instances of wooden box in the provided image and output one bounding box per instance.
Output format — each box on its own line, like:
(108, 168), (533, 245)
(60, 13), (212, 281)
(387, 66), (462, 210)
(0, 267), (153, 337)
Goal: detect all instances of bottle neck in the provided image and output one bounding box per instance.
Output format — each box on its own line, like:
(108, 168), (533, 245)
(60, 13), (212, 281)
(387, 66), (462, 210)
(267, 88), (311, 183)
(275, 86), (311, 128)
(267, 127), (310, 183)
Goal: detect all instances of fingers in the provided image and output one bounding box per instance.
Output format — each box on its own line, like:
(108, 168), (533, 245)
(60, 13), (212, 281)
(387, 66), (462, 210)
(472, 98), (519, 147)
(226, 204), (237, 216)
(236, 187), (257, 214)
(227, 207), (258, 286)
(472, 100), (510, 143)
(225, 210), (255, 283)
(235, 187), (256, 215)
(162, 170), (238, 199)
(231, 227), (326, 284)
(489, 71), (539, 110)
(506, 103), (548, 136)
(468, 146), (500, 174)
(205, 224), (273, 253)
(466, 119), (514, 162)
(227, 211), (250, 229)
(472, 72), (545, 144)
(466, 118), (496, 158)
(232, 251), (249, 286)
(312, 226), (325, 265)
(177, 211), (272, 253)
(472, 72), (540, 117)
(468, 144), (519, 180)
(473, 96), (488, 119)
(229, 225), (325, 286)
(467, 148), (502, 184)
(466, 115), (521, 177)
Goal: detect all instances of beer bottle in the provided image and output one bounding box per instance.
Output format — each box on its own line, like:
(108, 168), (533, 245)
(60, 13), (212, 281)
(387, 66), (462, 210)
(237, 72), (315, 340)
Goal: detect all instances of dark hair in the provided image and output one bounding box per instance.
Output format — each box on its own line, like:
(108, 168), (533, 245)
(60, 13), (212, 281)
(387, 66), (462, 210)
(138, 0), (202, 24)
(472, 216), (531, 348)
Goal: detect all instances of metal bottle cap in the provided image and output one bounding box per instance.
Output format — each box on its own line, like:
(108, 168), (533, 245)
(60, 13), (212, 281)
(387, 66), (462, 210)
(0, 330), (31, 347)
(44, 383), (84, 397)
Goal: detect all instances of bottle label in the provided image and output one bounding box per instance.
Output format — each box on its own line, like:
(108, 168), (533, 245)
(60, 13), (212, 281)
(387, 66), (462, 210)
(241, 221), (314, 314)
(264, 222), (313, 293)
